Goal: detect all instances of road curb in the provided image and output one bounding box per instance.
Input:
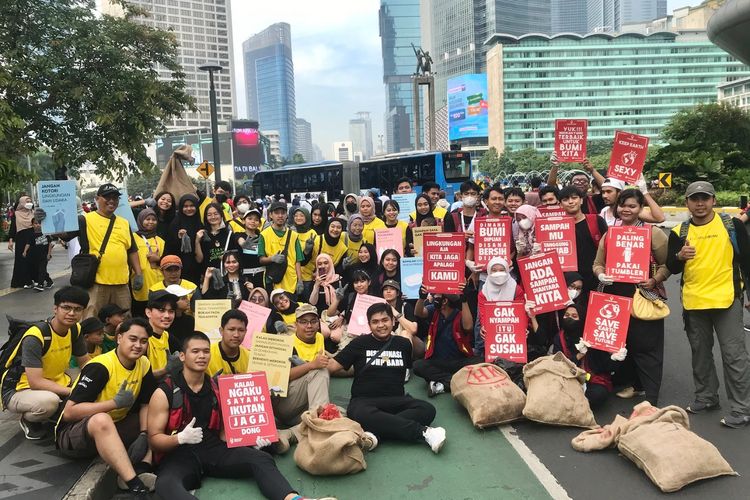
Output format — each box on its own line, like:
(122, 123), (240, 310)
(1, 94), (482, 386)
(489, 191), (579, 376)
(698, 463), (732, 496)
(63, 458), (116, 500)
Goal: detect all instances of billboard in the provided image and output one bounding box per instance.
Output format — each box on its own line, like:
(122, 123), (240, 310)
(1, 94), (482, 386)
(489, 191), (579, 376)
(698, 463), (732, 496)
(154, 132), (232, 169)
(448, 74), (489, 141)
(231, 119), (264, 181)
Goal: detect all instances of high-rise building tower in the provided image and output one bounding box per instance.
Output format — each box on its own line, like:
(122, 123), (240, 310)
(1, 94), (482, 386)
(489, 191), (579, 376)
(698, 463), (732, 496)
(551, 0), (589, 34)
(587, 0), (667, 33)
(379, 0), (422, 153)
(243, 23), (297, 159)
(349, 112), (373, 160)
(295, 118), (314, 162)
(101, 0), (235, 131)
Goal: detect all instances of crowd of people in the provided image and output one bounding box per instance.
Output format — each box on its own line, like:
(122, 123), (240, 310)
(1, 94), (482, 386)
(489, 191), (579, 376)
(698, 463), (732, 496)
(2, 155), (750, 499)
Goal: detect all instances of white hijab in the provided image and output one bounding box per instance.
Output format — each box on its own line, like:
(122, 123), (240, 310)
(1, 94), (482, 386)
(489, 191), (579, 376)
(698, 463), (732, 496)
(481, 256), (517, 301)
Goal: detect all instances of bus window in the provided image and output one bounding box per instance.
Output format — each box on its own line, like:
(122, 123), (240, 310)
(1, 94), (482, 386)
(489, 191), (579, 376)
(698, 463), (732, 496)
(443, 153), (471, 182)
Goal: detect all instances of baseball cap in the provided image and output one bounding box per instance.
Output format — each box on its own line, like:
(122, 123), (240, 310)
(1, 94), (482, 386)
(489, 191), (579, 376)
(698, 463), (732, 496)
(97, 183), (121, 197)
(98, 304), (129, 322)
(601, 178), (625, 191)
(269, 201), (287, 213)
(243, 208), (262, 219)
(160, 255), (183, 270)
(165, 284), (193, 297)
(381, 279), (401, 292)
(80, 317), (105, 336)
(685, 181), (715, 198)
(147, 289), (178, 307)
(295, 303), (319, 319)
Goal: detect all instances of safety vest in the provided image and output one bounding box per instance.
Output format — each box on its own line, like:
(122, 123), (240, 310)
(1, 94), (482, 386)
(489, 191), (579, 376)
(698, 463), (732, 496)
(424, 310), (472, 360)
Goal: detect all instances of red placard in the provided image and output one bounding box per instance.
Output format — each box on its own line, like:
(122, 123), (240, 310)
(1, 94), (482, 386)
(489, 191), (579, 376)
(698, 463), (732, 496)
(483, 301), (528, 364)
(218, 372), (278, 448)
(537, 205), (569, 219)
(423, 233), (465, 294)
(517, 252), (568, 314)
(583, 292), (632, 353)
(605, 226), (651, 284)
(554, 119), (588, 162)
(474, 217), (512, 267)
(535, 216), (578, 271)
(607, 131), (649, 184)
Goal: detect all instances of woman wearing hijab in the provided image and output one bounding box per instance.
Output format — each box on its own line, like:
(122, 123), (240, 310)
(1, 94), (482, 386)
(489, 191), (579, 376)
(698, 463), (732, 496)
(514, 204), (541, 258)
(359, 196), (385, 245)
(292, 207), (318, 301)
(410, 193), (438, 228)
(8, 195), (36, 288)
(345, 214), (365, 262)
(201, 250), (249, 308)
(344, 242), (378, 288)
(131, 208), (165, 317)
(310, 205), (328, 236)
(309, 253), (345, 350)
(164, 193), (203, 284)
(475, 257), (524, 356)
(338, 193), (359, 218)
(153, 191), (176, 240)
(311, 218), (348, 272)
(265, 289), (301, 334)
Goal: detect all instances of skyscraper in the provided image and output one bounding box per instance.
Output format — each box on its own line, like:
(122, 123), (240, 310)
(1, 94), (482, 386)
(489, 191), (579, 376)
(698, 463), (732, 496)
(100, 0), (235, 131)
(295, 118), (313, 162)
(587, 0), (667, 33)
(243, 23), (297, 159)
(379, 0), (421, 153)
(551, 0), (589, 34)
(349, 112), (374, 160)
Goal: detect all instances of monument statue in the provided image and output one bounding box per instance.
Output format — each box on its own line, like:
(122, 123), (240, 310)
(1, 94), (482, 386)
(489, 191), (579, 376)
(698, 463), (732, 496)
(411, 43), (433, 75)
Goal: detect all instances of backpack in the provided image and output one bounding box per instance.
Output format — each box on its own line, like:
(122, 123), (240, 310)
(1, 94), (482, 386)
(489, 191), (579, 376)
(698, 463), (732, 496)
(678, 213), (739, 256)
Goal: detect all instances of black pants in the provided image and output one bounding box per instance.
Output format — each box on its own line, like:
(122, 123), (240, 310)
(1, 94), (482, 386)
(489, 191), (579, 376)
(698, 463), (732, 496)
(347, 395), (435, 442)
(412, 356), (483, 388)
(614, 317), (664, 405)
(155, 435), (294, 500)
(586, 383), (609, 410)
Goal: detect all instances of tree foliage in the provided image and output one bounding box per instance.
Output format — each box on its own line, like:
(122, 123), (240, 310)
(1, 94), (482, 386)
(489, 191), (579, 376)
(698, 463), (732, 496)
(0, 0), (194, 181)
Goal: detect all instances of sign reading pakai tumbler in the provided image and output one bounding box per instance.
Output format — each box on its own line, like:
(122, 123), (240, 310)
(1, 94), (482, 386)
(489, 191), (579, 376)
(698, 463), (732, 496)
(605, 226), (651, 284)
(607, 131), (649, 184)
(218, 372), (278, 448)
(423, 233), (465, 294)
(37, 180), (78, 234)
(554, 119), (587, 162)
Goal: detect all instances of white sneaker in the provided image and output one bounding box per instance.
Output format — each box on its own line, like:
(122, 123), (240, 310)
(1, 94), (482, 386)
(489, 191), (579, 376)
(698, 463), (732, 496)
(423, 426), (446, 454)
(362, 431), (378, 451)
(428, 381), (445, 398)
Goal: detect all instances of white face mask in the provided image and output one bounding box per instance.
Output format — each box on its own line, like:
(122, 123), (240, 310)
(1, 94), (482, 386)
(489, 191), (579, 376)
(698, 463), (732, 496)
(462, 195), (477, 208)
(237, 203), (250, 214)
(518, 218), (532, 231)
(489, 271), (509, 285)
(568, 288), (580, 301)
(24, 203), (33, 210)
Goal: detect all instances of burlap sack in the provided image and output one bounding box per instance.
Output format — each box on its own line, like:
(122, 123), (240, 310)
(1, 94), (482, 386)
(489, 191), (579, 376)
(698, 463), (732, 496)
(293, 410), (367, 475)
(522, 352), (597, 428)
(450, 363), (526, 428)
(616, 406), (736, 492)
(155, 145), (198, 202)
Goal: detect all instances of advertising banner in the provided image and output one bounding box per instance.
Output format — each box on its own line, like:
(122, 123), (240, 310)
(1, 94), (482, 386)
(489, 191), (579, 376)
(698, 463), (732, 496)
(448, 74), (489, 141)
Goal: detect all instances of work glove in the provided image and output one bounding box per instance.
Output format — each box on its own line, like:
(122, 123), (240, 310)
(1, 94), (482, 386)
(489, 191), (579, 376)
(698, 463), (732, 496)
(127, 431), (149, 464)
(166, 352), (183, 374)
(270, 252), (286, 264)
(575, 339), (591, 355)
(241, 235), (258, 250)
(132, 274), (144, 291)
(211, 267), (224, 290)
(464, 260), (479, 273)
(342, 256), (357, 269)
(180, 233), (192, 253)
(274, 320), (288, 334)
(295, 280), (304, 296)
(635, 174), (648, 195)
(144, 197), (157, 208)
(253, 437), (272, 450)
(597, 273), (614, 286)
(201, 231), (211, 243)
(335, 284), (348, 302)
(177, 417), (203, 445)
(611, 347), (628, 362)
(113, 380), (135, 409)
(304, 236), (315, 256)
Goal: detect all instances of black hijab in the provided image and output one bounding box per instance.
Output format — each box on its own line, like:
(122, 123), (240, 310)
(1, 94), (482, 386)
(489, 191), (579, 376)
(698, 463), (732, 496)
(169, 193), (202, 237)
(324, 217), (346, 247)
(414, 193), (436, 226)
(311, 205), (328, 235)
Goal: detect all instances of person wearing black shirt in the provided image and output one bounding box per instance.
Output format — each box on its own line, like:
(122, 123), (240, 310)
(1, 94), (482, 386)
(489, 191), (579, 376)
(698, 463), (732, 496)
(327, 303), (447, 453)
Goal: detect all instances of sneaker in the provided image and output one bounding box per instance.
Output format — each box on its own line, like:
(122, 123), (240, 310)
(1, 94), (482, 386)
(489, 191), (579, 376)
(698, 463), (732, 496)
(19, 417), (47, 440)
(44, 280), (53, 289)
(117, 471), (157, 492)
(721, 412), (750, 429)
(423, 426), (446, 454)
(616, 386), (646, 399)
(361, 431), (378, 451)
(23, 284), (34, 289)
(686, 400), (720, 414)
(33, 284), (45, 292)
(745, 324), (750, 333)
(428, 381), (445, 398)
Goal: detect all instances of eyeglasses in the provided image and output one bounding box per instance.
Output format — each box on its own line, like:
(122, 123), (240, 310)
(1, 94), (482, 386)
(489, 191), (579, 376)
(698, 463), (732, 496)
(58, 304), (85, 314)
(297, 319), (319, 327)
(249, 296), (265, 304)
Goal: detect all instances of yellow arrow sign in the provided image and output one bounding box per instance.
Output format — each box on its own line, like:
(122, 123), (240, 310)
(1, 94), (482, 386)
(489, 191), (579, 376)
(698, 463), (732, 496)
(657, 172), (672, 189)
(197, 160), (215, 179)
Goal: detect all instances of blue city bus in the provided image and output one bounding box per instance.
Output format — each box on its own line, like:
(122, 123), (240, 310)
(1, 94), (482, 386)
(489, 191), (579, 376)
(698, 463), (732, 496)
(250, 151), (472, 201)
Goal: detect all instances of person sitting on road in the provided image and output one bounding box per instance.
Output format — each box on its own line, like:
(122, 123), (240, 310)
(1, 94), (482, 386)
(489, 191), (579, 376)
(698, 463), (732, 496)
(70, 317), (106, 368)
(2, 286), (91, 440)
(266, 289), (301, 334)
(55, 317), (157, 497)
(206, 309), (250, 376)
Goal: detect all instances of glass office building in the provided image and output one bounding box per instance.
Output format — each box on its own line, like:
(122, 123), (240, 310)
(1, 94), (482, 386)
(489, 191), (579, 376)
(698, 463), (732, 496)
(485, 32), (749, 152)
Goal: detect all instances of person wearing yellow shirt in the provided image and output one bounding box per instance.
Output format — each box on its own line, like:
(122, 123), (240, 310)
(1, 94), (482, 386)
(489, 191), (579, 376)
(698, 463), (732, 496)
(206, 310), (250, 376)
(666, 181), (750, 428)
(198, 180), (233, 224)
(131, 208), (165, 318)
(144, 290), (179, 380)
(359, 197), (385, 246)
(55, 317), (157, 496)
(82, 183), (143, 320)
(345, 214), (365, 262)
(272, 304), (331, 427)
(311, 218), (348, 270)
(292, 207), (319, 300)
(382, 199), (412, 256)
(259, 201), (304, 296)
(2, 286), (91, 440)
(409, 182), (447, 224)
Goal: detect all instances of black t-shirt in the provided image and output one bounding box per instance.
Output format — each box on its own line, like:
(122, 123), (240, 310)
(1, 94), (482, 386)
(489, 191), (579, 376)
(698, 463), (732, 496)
(581, 194), (605, 214)
(575, 215), (608, 292)
(334, 334), (412, 399)
(69, 363), (156, 407)
(184, 378), (215, 431)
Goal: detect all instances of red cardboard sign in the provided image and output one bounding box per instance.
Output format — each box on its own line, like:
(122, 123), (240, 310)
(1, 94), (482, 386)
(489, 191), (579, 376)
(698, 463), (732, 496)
(218, 372), (278, 448)
(423, 233), (465, 294)
(583, 292), (632, 353)
(554, 119), (588, 162)
(537, 206), (568, 219)
(607, 131), (649, 184)
(474, 217), (512, 267)
(535, 216), (578, 271)
(517, 252), (568, 314)
(605, 226), (651, 284)
(483, 301), (528, 364)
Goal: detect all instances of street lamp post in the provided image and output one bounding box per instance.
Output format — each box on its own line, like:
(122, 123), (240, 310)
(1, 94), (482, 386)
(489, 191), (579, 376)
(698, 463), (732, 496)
(199, 64), (223, 184)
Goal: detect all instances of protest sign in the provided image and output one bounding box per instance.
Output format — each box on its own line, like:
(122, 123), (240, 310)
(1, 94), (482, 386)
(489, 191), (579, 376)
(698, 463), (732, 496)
(392, 193), (416, 222)
(605, 225), (651, 284)
(218, 372), (278, 448)
(483, 301), (528, 364)
(607, 131), (649, 184)
(375, 227), (403, 258)
(114, 186), (139, 232)
(517, 252), (568, 314)
(535, 216), (578, 271)
(400, 257), (423, 299)
(474, 217), (512, 267)
(583, 292), (632, 353)
(247, 333), (295, 397)
(423, 233), (465, 294)
(412, 226), (442, 256)
(238, 300), (272, 349)
(194, 299), (231, 343)
(37, 180), (79, 234)
(537, 206), (568, 218)
(348, 294), (387, 335)
(554, 119), (587, 162)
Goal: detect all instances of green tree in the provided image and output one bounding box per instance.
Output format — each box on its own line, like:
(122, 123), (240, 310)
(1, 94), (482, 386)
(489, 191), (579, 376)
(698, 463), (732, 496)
(0, 0), (194, 181)
(477, 147), (500, 176)
(290, 153), (306, 164)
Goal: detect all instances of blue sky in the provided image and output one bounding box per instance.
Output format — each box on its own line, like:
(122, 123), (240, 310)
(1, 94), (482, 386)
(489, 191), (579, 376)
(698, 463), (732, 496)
(231, 0), (699, 158)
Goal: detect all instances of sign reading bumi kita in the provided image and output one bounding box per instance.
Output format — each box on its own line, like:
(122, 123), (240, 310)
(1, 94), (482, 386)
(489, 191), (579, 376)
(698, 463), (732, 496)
(554, 119), (587, 162)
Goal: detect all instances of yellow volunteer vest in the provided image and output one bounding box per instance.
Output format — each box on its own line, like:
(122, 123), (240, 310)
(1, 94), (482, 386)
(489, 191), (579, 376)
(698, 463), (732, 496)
(311, 234), (348, 268)
(132, 234), (165, 302)
(673, 215), (736, 310)
(147, 331), (170, 371)
(12, 324), (77, 392)
(260, 226), (300, 293)
(362, 218), (386, 246)
(293, 332), (325, 363)
(84, 212), (134, 285)
(207, 342), (250, 376)
(409, 205), (447, 223)
(346, 235), (364, 261)
(296, 228), (319, 281)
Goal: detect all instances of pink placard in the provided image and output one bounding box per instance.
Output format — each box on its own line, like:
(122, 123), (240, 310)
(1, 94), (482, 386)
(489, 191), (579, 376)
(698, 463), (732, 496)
(348, 294), (387, 335)
(238, 300), (272, 349)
